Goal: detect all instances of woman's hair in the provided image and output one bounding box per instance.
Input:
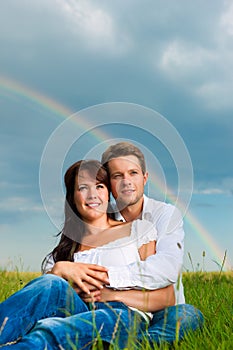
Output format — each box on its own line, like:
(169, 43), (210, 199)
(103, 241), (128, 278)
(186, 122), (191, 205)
(41, 160), (111, 271)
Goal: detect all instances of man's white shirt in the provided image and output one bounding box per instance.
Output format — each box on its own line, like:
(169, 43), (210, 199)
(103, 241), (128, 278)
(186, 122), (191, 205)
(108, 195), (185, 304)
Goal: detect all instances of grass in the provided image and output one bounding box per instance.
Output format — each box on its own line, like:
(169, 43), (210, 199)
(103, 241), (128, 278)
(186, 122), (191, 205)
(179, 271), (233, 350)
(0, 270), (40, 301)
(0, 270), (232, 349)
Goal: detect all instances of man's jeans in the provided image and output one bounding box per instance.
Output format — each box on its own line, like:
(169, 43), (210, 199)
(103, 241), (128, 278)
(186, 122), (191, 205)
(0, 274), (204, 349)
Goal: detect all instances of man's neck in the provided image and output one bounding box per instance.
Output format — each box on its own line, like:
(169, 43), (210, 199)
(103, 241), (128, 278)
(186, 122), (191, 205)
(119, 198), (144, 222)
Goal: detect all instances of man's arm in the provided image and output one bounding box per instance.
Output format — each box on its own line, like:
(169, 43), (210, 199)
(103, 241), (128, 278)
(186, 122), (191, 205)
(81, 285), (175, 312)
(108, 205), (184, 290)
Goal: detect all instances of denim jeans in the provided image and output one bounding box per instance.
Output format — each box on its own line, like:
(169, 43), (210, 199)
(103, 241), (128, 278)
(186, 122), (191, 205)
(0, 274), (204, 349)
(144, 303), (204, 345)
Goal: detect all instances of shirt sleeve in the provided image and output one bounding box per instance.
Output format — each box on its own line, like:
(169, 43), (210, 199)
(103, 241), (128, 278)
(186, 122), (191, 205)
(131, 219), (158, 248)
(108, 205), (184, 290)
(41, 253), (55, 274)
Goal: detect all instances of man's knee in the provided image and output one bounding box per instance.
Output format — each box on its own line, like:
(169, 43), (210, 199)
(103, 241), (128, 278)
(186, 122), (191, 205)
(177, 304), (204, 332)
(144, 304), (204, 345)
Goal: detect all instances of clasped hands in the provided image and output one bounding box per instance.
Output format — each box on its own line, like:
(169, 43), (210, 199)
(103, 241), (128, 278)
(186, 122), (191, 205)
(50, 261), (114, 302)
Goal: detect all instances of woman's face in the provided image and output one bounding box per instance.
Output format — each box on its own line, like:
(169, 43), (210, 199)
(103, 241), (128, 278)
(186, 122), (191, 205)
(73, 170), (109, 223)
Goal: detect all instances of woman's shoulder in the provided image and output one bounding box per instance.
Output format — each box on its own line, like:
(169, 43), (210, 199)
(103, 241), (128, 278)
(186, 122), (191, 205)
(108, 218), (130, 228)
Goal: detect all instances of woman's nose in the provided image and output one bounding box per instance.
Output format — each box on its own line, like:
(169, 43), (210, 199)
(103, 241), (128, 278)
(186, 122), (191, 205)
(88, 187), (97, 198)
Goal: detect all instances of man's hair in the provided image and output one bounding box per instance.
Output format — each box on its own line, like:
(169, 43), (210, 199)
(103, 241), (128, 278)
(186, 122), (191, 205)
(101, 142), (146, 174)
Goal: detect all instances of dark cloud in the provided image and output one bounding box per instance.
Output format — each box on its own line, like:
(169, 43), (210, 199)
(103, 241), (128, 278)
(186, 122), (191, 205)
(0, 0), (232, 271)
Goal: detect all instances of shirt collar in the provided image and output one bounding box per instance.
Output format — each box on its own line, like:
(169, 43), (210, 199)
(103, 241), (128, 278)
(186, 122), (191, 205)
(113, 194), (149, 222)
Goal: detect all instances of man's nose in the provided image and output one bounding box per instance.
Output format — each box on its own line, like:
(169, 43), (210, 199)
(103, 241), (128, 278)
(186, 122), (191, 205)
(121, 176), (131, 185)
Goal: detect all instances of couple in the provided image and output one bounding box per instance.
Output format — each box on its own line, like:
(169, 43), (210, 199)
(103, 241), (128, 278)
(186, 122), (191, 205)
(0, 142), (204, 349)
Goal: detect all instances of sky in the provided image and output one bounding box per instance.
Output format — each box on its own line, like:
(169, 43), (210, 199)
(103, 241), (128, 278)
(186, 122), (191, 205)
(0, 0), (232, 273)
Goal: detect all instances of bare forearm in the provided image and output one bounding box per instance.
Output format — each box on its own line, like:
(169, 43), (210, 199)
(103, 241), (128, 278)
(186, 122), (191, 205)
(112, 285), (175, 312)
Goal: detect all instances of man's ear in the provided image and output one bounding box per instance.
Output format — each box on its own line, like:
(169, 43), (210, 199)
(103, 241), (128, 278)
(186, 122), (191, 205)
(143, 171), (149, 185)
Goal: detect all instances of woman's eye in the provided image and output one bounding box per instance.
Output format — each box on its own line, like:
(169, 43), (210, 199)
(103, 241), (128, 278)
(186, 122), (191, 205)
(96, 184), (105, 189)
(79, 186), (87, 191)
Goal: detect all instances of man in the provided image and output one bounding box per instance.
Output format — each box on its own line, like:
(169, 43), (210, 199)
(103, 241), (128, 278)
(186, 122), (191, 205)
(98, 141), (204, 343)
(101, 142), (185, 299)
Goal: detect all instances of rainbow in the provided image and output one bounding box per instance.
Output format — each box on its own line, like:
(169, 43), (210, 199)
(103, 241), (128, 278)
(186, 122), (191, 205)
(0, 75), (73, 118)
(0, 75), (107, 142)
(149, 174), (232, 270)
(185, 210), (229, 269)
(1, 75), (231, 271)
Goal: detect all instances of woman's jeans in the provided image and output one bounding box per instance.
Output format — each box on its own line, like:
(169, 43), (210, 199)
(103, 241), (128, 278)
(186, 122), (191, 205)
(0, 274), (204, 349)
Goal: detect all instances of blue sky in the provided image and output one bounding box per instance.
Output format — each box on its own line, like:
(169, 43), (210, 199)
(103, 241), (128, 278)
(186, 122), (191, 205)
(0, 0), (232, 272)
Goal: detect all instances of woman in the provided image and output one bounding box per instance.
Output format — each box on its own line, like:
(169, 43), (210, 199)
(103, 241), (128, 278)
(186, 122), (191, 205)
(0, 160), (174, 349)
(42, 159), (157, 281)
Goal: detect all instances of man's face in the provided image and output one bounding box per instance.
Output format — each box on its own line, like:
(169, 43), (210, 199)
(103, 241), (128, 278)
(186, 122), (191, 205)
(108, 155), (148, 210)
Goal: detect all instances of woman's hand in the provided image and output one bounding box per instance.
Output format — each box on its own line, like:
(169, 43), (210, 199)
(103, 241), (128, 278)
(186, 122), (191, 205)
(49, 261), (110, 294)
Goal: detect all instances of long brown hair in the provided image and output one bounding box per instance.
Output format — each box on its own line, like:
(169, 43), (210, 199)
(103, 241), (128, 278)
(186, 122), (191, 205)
(42, 160), (111, 270)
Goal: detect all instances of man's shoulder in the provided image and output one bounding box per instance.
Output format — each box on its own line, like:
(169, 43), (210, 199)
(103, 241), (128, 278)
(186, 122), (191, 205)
(144, 195), (174, 210)
(143, 196), (183, 232)
(143, 195), (181, 218)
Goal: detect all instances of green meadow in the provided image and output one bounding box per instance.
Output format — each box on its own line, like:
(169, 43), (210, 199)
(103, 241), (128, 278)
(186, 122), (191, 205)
(0, 270), (232, 349)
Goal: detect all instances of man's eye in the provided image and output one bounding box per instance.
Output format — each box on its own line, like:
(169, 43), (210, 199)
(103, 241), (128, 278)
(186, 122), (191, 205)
(131, 171), (138, 175)
(112, 174), (122, 179)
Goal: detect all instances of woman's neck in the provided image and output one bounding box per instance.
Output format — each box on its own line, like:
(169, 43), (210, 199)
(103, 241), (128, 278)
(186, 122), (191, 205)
(79, 217), (112, 251)
(83, 217), (111, 236)
(79, 219), (131, 251)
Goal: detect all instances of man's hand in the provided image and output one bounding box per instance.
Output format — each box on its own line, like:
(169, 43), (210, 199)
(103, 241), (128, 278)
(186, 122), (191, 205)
(50, 261), (109, 294)
(80, 286), (116, 303)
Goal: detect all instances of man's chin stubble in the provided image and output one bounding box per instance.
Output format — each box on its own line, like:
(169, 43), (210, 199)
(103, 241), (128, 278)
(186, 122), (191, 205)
(116, 198), (138, 210)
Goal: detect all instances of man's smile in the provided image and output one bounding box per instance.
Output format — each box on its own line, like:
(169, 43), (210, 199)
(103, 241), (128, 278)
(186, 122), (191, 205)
(121, 188), (135, 194)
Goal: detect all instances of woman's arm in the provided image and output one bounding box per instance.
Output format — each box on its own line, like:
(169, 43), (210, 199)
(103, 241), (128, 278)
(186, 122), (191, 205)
(81, 284), (175, 312)
(48, 261), (110, 294)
